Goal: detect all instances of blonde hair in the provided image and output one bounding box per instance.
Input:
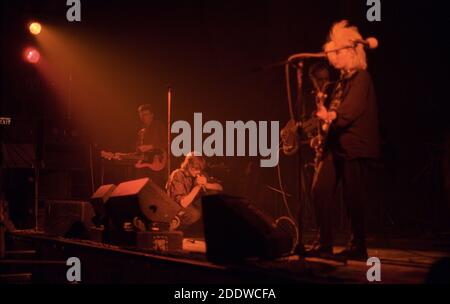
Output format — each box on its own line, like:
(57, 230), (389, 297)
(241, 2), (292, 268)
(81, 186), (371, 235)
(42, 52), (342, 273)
(324, 20), (367, 70)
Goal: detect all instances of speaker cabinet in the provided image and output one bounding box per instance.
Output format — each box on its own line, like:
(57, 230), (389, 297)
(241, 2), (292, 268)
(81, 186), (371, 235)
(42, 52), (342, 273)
(44, 200), (94, 238)
(90, 184), (116, 218)
(202, 194), (293, 262)
(106, 178), (181, 230)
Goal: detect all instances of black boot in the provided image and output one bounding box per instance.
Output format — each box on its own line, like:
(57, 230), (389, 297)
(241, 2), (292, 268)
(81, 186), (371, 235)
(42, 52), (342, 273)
(335, 244), (368, 261)
(306, 243), (333, 257)
(295, 243), (307, 256)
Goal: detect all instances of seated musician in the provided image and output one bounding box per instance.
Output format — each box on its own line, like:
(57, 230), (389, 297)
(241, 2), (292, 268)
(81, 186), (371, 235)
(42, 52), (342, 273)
(166, 152), (223, 232)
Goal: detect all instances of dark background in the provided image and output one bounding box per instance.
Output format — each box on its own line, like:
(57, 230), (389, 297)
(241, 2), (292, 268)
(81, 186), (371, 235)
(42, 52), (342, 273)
(1, 0), (448, 235)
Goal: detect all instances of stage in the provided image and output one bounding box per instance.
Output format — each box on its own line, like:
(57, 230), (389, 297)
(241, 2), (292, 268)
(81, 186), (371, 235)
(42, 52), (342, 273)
(2, 230), (448, 284)
(1, 0), (449, 291)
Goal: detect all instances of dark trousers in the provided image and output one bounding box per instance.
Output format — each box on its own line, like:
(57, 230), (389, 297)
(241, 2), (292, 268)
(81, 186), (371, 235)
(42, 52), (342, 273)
(177, 199), (202, 231)
(310, 153), (371, 248)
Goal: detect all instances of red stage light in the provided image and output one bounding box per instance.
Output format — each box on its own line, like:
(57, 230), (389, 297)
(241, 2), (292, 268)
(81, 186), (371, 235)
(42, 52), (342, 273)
(23, 47), (40, 64)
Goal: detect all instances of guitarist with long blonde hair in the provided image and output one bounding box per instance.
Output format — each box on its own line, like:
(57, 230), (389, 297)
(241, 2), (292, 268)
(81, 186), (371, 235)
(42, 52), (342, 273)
(307, 20), (381, 260)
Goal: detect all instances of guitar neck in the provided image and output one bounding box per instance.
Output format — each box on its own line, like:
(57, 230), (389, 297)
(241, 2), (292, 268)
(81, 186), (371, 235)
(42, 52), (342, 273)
(118, 153), (144, 161)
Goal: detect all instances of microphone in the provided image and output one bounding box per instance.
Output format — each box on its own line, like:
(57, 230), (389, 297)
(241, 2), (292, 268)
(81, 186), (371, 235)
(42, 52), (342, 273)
(196, 174), (207, 191)
(351, 37), (378, 49)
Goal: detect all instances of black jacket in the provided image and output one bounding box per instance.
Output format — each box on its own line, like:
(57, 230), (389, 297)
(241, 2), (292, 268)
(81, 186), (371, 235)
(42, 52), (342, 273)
(328, 69), (380, 160)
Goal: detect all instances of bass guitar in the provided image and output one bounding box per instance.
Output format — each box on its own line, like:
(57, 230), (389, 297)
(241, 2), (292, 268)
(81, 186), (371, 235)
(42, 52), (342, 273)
(101, 148), (167, 172)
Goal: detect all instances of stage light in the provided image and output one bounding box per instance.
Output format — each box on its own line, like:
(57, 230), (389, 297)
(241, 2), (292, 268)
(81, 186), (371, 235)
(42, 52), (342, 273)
(23, 47), (40, 64)
(29, 22), (42, 35)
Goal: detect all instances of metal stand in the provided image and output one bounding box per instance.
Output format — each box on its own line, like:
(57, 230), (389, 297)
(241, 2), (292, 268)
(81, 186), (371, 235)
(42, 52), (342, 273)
(33, 164), (40, 231)
(167, 86), (172, 181)
(0, 196), (5, 259)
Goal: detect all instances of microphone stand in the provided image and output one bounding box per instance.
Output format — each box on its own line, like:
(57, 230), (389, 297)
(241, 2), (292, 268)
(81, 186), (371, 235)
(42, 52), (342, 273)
(254, 53), (325, 72)
(281, 51), (335, 252)
(34, 115), (45, 232)
(33, 161), (40, 231)
(167, 86), (172, 181)
(256, 44), (357, 72)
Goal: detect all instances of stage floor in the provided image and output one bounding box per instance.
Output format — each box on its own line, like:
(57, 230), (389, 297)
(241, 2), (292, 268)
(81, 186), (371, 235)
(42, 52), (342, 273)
(2, 230), (449, 284)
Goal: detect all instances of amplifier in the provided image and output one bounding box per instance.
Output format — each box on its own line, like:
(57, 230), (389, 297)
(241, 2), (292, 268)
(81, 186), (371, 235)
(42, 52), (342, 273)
(108, 230), (183, 251)
(44, 200), (95, 238)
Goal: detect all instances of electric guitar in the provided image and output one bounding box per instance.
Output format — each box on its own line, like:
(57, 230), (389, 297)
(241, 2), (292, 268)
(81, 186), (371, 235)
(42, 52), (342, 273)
(309, 74), (331, 172)
(101, 148), (167, 172)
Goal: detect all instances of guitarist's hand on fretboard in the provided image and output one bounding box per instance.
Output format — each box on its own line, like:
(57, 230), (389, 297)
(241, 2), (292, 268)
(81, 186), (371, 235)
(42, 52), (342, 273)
(100, 151), (117, 160)
(316, 103), (329, 121)
(137, 144), (154, 153)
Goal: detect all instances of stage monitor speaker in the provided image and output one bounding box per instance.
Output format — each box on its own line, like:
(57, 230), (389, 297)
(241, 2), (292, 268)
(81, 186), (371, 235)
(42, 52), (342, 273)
(44, 200), (95, 239)
(106, 178), (181, 230)
(90, 184), (116, 218)
(202, 194), (293, 262)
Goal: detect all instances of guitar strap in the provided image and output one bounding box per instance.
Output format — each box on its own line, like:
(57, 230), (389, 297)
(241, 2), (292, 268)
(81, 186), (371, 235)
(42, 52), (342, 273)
(327, 72), (347, 114)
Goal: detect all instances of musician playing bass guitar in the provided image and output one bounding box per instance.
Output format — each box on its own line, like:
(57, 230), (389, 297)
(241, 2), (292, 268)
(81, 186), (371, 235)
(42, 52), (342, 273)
(100, 103), (167, 187)
(135, 103), (167, 187)
(308, 20), (381, 260)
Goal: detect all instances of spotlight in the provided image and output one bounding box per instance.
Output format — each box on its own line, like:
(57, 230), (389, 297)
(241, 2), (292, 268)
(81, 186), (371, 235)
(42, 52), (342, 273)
(23, 47), (40, 64)
(29, 22), (42, 35)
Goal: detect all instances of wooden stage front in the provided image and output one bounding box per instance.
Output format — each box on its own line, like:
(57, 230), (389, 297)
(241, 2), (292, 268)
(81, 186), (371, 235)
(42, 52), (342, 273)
(1, 230), (449, 284)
